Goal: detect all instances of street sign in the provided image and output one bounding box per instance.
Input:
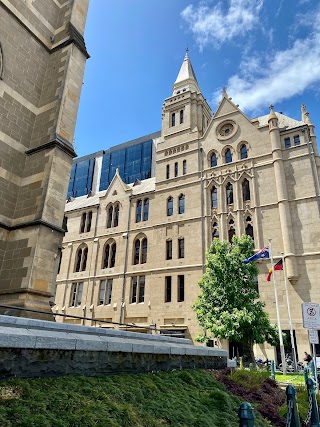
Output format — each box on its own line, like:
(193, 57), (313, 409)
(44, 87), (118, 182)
(302, 303), (320, 329)
(309, 329), (319, 344)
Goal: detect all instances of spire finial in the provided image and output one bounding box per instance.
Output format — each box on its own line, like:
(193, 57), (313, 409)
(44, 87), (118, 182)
(269, 104), (274, 111)
(184, 47), (189, 60)
(222, 87), (228, 97)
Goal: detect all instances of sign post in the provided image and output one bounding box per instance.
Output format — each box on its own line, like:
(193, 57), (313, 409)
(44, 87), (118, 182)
(309, 330), (319, 390)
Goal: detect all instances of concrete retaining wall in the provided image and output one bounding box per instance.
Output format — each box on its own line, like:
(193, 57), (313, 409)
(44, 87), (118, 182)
(0, 316), (228, 379)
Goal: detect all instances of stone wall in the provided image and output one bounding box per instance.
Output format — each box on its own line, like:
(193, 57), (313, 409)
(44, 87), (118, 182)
(0, 315), (227, 379)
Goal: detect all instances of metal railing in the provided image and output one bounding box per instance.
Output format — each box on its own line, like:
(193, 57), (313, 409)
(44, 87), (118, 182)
(0, 304), (159, 333)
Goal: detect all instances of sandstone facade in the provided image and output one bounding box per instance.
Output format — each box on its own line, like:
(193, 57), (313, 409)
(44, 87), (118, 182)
(55, 52), (320, 360)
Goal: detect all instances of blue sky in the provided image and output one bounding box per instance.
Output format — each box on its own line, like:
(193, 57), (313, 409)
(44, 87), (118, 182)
(74, 0), (320, 158)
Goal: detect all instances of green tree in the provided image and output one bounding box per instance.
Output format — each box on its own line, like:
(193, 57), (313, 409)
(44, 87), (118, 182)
(194, 235), (278, 362)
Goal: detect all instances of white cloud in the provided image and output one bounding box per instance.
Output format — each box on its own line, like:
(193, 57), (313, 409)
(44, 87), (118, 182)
(213, 12), (320, 113)
(181, 0), (264, 49)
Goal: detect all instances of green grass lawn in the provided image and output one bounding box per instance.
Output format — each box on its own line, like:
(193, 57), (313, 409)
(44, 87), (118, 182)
(275, 373), (306, 385)
(0, 370), (271, 427)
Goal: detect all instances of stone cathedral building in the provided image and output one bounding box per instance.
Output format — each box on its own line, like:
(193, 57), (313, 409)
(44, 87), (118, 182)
(0, 0), (89, 316)
(55, 52), (320, 359)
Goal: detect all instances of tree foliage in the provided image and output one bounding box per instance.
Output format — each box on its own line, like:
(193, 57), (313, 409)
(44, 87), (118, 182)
(194, 235), (278, 351)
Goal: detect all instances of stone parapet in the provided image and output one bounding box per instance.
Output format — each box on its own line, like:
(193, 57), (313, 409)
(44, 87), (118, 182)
(0, 316), (227, 379)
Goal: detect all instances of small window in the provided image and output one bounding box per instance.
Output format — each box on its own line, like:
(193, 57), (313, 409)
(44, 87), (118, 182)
(225, 149), (232, 164)
(141, 238), (147, 264)
(212, 222), (219, 240)
(166, 240), (172, 260)
(178, 275), (184, 302)
(211, 187), (218, 209)
(136, 200), (142, 223)
(98, 279), (113, 305)
(242, 179), (250, 202)
(294, 135), (300, 146)
(226, 183), (233, 205)
(178, 194), (185, 214)
(75, 246), (88, 272)
(178, 238), (185, 258)
(165, 276), (172, 303)
(167, 197), (173, 216)
(69, 282), (83, 307)
(183, 160), (187, 175)
(86, 211), (92, 232)
(133, 236), (148, 265)
(113, 205), (119, 227)
(211, 153), (217, 167)
(103, 244), (110, 269)
(284, 137), (291, 148)
(246, 223), (254, 240)
(107, 206), (113, 228)
(130, 276), (145, 304)
(228, 227), (235, 243)
(143, 198), (149, 221)
(110, 243), (116, 268)
(174, 162), (178, 177)
(240, 144), (248, 159)
(80, 213), (86, 233)
(166, 164), (170, 179)
(134, 240), (140, 265)
(180, 110), (184, 124)
(171, 113), (176, 127)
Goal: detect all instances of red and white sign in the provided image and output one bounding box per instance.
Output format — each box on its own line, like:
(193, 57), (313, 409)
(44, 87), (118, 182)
(302, 303), (320, 329)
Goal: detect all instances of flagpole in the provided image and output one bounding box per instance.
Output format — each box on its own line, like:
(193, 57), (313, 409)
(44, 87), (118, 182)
(282, 252), (298, 371)
(269, 239), (286, 374)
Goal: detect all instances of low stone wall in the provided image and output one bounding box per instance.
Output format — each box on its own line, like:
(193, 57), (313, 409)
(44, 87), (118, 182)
(0, 316), (227, 379)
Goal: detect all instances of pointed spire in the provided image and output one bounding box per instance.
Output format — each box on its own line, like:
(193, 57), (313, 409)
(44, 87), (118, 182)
(172, 50), (201, 95)
(301, 104), (308, 122)
(268, 104), (277, 120)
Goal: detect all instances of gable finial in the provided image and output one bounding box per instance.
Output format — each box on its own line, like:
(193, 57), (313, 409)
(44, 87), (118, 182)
(222, 87), (228, 97)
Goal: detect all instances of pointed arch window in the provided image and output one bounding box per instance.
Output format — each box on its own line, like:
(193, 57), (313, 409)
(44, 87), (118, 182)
(240, 144), (248, 159)
(245, 216), (254, 240)
(75, 245), (88, 272)
(107, 205), (113, 228)
(143, 198), (149, 221)
(211, 153), (217, 167)
(103, 244), (110, 269)
(133, 236), (147, 264)
(242, 179), (251, 202)
(178, 194), (185, 214)
(212, 221), (219, 240)
(102, 241), (116, 268)
(225, 149), (232, 164)
(226, 183), (234, 205)
(167, 197), (173, 216)
(134, 240), (140, 265)
(211, 187), (218, 208)
(228, 227), (236, 243)
(180, 110), (184, 124)
(141, 238), (147, 264)
(110, 243), (116, 268)
(113, 204), (119, 227)
(136, 199), (142, 222)
(171, 113), (176, 127)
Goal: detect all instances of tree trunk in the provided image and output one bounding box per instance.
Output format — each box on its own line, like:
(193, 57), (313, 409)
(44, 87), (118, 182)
(242, 340), (255, 366)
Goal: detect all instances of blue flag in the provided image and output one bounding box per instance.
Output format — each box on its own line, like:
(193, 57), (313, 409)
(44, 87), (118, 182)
(243, 247), (270, 264)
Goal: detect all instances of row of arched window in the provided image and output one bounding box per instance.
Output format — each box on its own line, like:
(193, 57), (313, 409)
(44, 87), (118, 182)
(210, 144), (248, 167)
(107, 203), (120, 228)
(212, 215), (254, 243)
(167, 194), (185, 216)
(211, 179), (250, 208)
(74, 236), (149, 272)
